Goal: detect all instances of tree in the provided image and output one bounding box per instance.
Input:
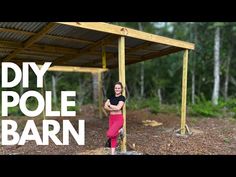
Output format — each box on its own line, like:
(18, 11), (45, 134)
(212, 23), (223, 105)
(223, 23), (236, 100)
(52, 72), (62, 110)
(138, 22), (145, 98)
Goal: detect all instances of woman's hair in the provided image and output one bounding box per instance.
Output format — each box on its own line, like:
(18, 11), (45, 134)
(114, 81), (123, 91)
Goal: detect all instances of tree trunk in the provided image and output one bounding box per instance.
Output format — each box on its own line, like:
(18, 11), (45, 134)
(230, 76), (236, 87)
(138, 22), (144, 98)
(191, 23), (197, 105)
(20, 79), (24, 96)
(191, 70), (195, 104)
(126, 83), (130, 100)
(92, 73), (98, 104)
(52, 74), (57, 109)
(224, 43), (232, 100)
(158, 88), (162, 105)
(140, 62), (144, 97)
(212, 27), (220, 105)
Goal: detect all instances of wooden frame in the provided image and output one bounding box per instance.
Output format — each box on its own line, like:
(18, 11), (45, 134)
(0, 22), (195, 152)
(118, 36), (127, 152)
(3, 23), (56, 62)
(40, 65), (109, 73)
(180, 50), (189, 134)
(58, 22), (195, 50)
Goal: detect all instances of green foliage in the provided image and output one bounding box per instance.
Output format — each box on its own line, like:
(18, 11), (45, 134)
(2, 22), (236, 119)
(224, 99), (236, 109)
(224, 99), (236, 118)
(8, 106), (22, 116)
(189, 95), (223, 117)
(159, 104), (179, 114)
(232, 108), (236, 119)
(190, 101), (222, 117)
(127, 97), (160, 114)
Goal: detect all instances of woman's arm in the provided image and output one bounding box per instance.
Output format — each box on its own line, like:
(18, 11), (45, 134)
(104, 99), (113, 111)
(109, 101), (125, 111)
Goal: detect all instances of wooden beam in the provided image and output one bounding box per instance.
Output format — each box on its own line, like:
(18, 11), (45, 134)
(41, 65), (109, 73)
(0, 38), (178, 68)
(102, 45), (106, 68)
(107, 47), (182, 69)
(0, 27), (164, 53)
(180, 50), (189, 135)
(58, 22), (195, 50)
(118, 36), (127, 152)
(0, 40), (118, 57)
(3, 23), (56, 62)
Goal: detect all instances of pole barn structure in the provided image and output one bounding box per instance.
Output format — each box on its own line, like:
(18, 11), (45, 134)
(0, 22), (194, 152)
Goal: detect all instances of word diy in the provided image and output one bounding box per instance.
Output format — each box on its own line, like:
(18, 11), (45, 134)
(1, 62), (76, 117)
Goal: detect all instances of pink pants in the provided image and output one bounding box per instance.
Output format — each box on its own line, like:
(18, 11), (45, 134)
(106, 114), (124, 148)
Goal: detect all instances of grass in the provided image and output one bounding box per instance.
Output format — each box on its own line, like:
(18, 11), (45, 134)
(127, 97), (160, 114)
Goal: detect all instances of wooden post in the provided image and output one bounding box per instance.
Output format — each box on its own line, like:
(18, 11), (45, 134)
(180, 50), (189, 135)
(102, 45), (106, 69)
(118, 36), (126, 152)
(98, 71), (103, 119)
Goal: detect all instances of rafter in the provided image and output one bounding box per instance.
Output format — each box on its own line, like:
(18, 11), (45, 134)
(0, 27), (94, 45)
(0, 27), (121, 49)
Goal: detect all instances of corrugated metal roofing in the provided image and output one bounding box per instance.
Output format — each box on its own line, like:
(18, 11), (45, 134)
(67, 55), (100, 66)
(0, 22), (187, 69)
(0, 31), (31, 42)
(0, 22), (48, 32)
(0, 48), (13, 53)
(125, 37), (148, 48)
(37, 36), (88, 49)
(48, 24), (108, 42)
(17, 54), (57, 61)
(128, 49), (155, 56)
(21, 50), (63, 58)
(147, 44), (169, 51)
(0, 53), (9, 59)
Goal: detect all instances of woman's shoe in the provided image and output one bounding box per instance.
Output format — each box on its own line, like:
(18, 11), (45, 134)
(119, 128), (124, 140)
(104, 138), (111, 148)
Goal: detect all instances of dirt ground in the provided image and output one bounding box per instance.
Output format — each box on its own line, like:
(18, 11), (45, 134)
(1, 104), (236, 155)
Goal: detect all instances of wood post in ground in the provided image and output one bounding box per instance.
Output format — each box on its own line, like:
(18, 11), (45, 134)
(180, 50), (189, 135)
(118, 36), (126, 152)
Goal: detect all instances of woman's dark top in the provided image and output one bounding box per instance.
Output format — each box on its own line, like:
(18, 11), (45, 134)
(109, 95), (126, 105)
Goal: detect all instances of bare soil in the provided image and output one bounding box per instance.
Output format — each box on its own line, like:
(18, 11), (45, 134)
(1, 104), (236, 155)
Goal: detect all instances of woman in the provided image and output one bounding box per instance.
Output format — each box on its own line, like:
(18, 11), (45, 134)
(104, 81), (126, 155)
